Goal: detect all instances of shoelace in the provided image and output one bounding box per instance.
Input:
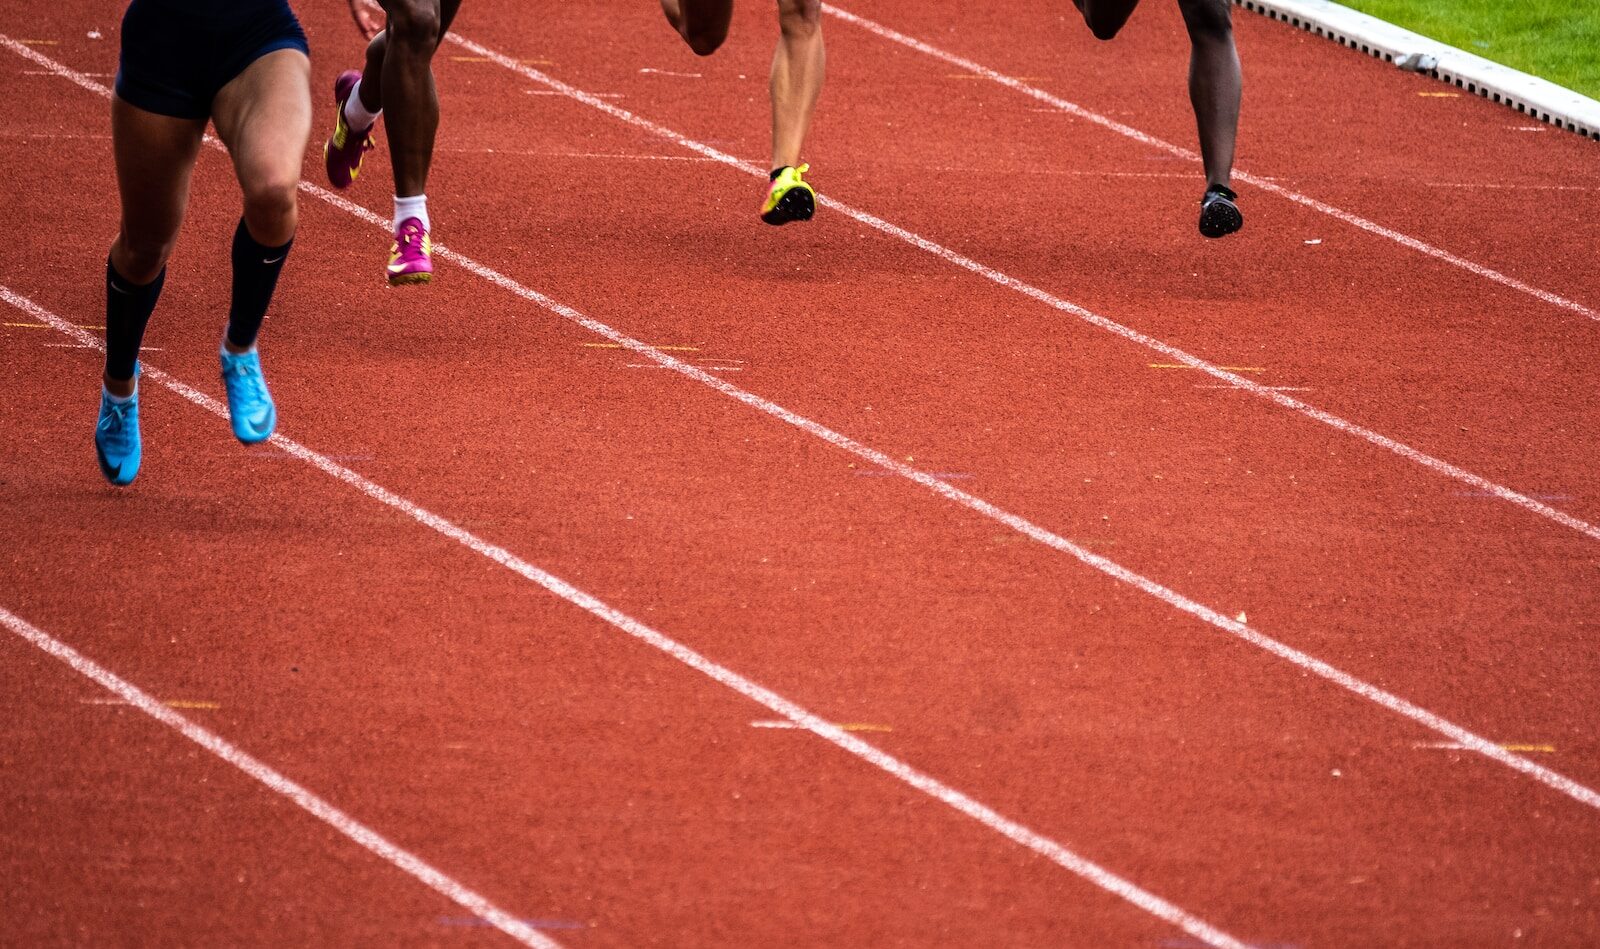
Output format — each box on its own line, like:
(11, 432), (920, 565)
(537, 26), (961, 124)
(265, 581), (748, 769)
(97, 399), (133, 446)
(223, 359), (268, 403)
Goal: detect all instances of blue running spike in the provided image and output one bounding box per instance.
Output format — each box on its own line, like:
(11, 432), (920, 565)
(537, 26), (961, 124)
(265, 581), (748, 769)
(95, 376), (141, 486)
(220, 349), (277, 444)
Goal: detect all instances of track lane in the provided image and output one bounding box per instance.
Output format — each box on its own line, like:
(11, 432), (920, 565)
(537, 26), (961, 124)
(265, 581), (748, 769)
(3, 3), (1600, 940)
(476, 0), (1600, 511)
(2, 312), (1226, 948)
(297, 0), (1600, 785)
(0, 634), (537, 948)
(820, 0), (1600, 303)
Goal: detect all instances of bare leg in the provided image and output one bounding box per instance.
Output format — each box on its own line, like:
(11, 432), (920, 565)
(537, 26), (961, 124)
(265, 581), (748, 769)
(365, 0), (462, 197)
(106, 98), (206, 394)
(356, 31), (389, 115)
(663, 0), (734, 56)
(1178, 0), (1241, 188)
(212, 49), (312, 246)
(211, 48), (312, 352)
(769, 0), (824, 170)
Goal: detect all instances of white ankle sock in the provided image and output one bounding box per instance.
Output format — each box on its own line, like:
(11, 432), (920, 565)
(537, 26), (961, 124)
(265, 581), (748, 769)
(394, 194), (429, 231)
(104, 385), (135, 404)
(343, 80), (381, 130)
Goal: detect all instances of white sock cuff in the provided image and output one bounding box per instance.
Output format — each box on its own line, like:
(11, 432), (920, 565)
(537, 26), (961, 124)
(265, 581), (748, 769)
(343, 80), (382, 130)
(103, 385), (135, 404)
(393, 194), (430, 231)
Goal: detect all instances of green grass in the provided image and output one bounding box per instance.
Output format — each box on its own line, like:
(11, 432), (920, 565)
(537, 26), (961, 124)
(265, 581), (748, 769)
(1336, 0), (1600, 100)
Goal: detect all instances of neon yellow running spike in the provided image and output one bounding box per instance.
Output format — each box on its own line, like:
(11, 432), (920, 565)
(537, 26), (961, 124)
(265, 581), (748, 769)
(761, 163), (816, 226)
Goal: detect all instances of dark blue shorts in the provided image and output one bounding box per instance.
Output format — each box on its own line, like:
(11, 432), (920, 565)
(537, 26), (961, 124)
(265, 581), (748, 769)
(115, 0), (309, 120)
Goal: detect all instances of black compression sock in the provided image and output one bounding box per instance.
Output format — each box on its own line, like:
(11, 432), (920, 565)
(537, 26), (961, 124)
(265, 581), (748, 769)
(105, 257), (164, 382)
(226, 218), (292, 350)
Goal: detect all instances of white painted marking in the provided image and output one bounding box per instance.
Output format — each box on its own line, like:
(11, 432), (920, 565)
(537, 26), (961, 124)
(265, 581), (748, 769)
(11, 35), (1600, 829)
(0, 605), (559, 949)
(440, 147), (720, 162)
(639, 67), (702, 78)
(0, 286), (1246, 949)
(436, 31), (1600, 545)
(1426, 180), (1595, 192)
(819, 5), (1597, 322)
(525, 89), (622, 99)
(45, 343), (162, 351)
(1196, 384), (1311, 392)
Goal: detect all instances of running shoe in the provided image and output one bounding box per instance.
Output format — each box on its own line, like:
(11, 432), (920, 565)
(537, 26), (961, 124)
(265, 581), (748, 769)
(1198, 183), (1244, 239)
(95, 376), (141, 486)
(220, 348), (277, 444)
(324, 69), (375, 190)
(761, 164), (816, 226)
(387, 217), (433, 285)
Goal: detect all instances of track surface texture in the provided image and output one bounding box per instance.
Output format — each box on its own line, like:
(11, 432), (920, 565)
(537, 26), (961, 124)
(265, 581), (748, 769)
(3, 0), (1598, 946)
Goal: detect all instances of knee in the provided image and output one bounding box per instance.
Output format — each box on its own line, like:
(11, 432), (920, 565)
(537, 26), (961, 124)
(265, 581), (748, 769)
(385, 0), (442, 48)
(114, 236), (173, 284)
(777, 0), (822, 37)
(1179, 0), (1232, 41)
(241, 175), (298, 233)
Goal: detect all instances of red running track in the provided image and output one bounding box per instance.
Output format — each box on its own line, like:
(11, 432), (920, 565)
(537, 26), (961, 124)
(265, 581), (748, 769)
(2, 0), (1598, 945)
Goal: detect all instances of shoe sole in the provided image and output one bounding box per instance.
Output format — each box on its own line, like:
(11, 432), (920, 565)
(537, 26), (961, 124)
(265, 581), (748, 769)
(762, 187), (816, 226)
(1199, 199), (1244, 239)
(388, 271), (433, 287)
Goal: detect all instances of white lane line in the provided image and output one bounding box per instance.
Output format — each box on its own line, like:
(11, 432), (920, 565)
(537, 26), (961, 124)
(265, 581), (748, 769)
(1426, 181), (1598, 192)
(436, 31), (1600, 546)
(1196, 384), (1310, 392)
(10, 39), (1599, 819)
(438, 148), (721, 162)
(0, 286), (1248, 949)
(752, 720), (894, 732)
(0, 604), (560, 949)
(820, 4), (1598, 323)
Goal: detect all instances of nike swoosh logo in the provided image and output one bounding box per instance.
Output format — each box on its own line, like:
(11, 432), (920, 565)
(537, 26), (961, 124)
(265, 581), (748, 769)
(109, 281), (133, 295)
(262, 255), (286, 265)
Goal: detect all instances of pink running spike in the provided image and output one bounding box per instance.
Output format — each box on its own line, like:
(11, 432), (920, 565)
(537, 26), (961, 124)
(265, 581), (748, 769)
(324, 70), (374, 190)
(386, 217), (433, 286)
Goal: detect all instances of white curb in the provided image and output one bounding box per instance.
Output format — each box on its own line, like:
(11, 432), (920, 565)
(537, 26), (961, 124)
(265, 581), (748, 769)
(1235, 0), (1600, 141)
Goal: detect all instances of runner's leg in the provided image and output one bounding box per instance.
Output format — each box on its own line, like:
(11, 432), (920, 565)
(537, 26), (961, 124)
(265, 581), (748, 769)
(105, 97), (205, 394)
(770, 0), (824, 171)
(1178, 0), (1241, 188)
(211, 46), (312, 351)
(663, 0), (734, 55)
